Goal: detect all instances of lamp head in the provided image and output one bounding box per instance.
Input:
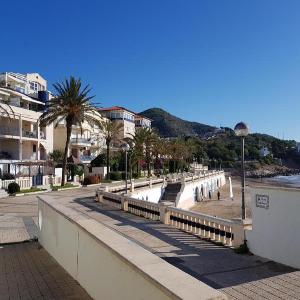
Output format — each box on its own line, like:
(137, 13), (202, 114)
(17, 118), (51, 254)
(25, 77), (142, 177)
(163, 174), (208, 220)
(121, 143), (130, 151)
(234, 122), (250, 137)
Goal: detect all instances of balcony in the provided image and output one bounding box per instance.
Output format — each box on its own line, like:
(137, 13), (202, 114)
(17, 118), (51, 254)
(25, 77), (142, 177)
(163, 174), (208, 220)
(80, 154), (97, 163)
(0, 127), (19, 137)
(70, 138), (91, 147)
(22, 130), (38, 139)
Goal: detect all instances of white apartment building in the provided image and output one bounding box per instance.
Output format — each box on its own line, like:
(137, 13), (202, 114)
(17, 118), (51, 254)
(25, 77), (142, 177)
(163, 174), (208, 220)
(0, 72), (53, 175)
(53, 116), (106, 164)
(98, 106), (152, 141)
(98, 106), (136, 140)
(134, 114), (152, 130)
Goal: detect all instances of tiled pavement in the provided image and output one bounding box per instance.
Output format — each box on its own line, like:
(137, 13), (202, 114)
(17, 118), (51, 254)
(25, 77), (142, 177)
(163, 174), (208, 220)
(1, 187), (300, 299)
(0, 242), (91, 300)
(56, 191), (300, 300)
(0, 196), (38, 244)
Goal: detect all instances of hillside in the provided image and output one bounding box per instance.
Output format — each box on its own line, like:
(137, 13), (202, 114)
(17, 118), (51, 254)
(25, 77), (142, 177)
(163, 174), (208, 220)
(139, 108), (216, 137)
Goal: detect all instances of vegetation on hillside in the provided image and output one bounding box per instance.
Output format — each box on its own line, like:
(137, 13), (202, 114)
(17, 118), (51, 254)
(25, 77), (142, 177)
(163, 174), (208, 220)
(140, 107), (216, 137)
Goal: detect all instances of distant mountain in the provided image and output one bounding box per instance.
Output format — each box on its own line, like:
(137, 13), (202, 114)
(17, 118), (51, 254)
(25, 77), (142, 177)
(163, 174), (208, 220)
(139, 108), (216, 138)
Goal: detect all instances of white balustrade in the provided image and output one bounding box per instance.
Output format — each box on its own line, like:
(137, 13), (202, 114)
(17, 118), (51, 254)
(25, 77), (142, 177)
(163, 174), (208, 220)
(96, 183), (245, 248)
(168, 207), (244, 247)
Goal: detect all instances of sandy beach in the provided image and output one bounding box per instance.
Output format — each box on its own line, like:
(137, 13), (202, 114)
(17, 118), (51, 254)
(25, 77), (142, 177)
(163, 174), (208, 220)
(190, 176), (252, 220)
(190, 174), (300, 220)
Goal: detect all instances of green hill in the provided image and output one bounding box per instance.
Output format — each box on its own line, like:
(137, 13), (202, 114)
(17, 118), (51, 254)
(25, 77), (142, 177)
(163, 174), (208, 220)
(139, 108), (216, 137)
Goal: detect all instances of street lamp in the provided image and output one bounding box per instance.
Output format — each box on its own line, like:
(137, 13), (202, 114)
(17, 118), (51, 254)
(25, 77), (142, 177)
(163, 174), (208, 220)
(234, 122), (250, 220)
(121, 143), (130, 193)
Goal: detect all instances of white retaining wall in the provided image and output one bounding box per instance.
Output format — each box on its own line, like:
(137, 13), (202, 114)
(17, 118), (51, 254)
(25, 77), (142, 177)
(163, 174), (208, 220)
(38, 195), (226, 300)
(246, 186), (300, 269)
(176, 173), (226, 210)
(131, 183), (165, 203)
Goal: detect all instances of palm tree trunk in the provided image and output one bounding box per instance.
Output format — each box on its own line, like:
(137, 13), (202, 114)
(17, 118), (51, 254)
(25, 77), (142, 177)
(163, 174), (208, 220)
(106, 141), (110, 180)
(62, 125), (72, 186)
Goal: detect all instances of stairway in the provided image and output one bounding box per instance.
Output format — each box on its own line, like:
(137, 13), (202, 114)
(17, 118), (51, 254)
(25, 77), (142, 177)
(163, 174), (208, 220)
(160, 182), (182, 204)
(0, 189), (8, 198)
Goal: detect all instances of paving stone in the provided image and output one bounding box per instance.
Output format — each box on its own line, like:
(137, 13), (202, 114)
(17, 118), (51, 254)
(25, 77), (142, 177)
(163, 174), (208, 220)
(0, 243), (91, 300)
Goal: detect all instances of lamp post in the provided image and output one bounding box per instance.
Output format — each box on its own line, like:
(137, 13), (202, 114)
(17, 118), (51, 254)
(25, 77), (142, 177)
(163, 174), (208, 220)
(234, 122), (250, 220)
(121, 143), (130, 193)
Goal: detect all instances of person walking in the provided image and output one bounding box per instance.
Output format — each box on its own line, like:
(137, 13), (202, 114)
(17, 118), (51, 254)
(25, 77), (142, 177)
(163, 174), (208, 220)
(217, 190), (221, 200)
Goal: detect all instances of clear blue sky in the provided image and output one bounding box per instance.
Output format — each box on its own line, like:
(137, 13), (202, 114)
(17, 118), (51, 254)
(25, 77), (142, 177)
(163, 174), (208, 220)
(1, 0), (300, 141)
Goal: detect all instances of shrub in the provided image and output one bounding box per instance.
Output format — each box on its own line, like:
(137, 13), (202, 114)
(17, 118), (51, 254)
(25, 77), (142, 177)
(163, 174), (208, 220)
(7, 182), (20, 195)
(234, 241), (249, 254)
(89, 175), (100, 184)
(109, 172), (122, 181)
(133, 173), (140, 179)
(1, 173), (15, 180)
(83, 177), (92, 186)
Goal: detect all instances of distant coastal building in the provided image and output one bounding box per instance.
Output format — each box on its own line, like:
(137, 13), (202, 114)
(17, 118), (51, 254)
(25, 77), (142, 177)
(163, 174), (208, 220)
(0, 72), (53, 175)
(259, 146), (270, 157)
(297, 142), (300, 153)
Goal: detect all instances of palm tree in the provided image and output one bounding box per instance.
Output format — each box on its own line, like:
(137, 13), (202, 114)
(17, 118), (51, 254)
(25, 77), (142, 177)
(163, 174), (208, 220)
(99, 120), (123, 180)
(130, 128), (156, 177)
(39, 76), (99, 186)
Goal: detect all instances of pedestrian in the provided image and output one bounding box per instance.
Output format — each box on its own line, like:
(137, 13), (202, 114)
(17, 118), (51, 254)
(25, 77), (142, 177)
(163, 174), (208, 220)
(217, 190), (220, 200)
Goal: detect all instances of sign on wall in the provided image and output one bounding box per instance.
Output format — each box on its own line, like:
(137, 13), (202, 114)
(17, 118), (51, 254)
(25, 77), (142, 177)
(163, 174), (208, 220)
(256, 194), (269, 209)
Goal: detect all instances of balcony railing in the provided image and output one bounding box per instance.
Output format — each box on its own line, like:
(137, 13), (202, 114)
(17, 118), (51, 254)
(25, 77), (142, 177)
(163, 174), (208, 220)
(0, 127), (19, 136)
(22, 130), (38, 139)
(71, 138), (91, 146)
(80, 154), (97, 162)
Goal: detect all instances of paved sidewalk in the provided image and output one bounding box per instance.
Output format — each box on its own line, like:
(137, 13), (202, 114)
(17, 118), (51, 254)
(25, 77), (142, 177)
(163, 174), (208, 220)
(2, 186), (300, 299)
(0, 242), (91, 300)
(53, 193), (300, 300)
(0, 186), (98, 244)
(0, 196), (38, 244)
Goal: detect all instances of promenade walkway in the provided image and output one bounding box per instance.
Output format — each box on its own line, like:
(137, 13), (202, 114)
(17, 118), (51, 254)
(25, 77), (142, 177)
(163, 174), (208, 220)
(53, 189), (300, 300)
(1, 187), (300, 299)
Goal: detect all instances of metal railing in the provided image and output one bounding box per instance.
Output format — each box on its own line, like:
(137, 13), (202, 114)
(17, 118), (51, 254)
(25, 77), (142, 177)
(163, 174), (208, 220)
(22, 130), (38, 139)
(0, 127), (19, 136)
(71, 138), (91, 145)
(80, 155), (96, 162)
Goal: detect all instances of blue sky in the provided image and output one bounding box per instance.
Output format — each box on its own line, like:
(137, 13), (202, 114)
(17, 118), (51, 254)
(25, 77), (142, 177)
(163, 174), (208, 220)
(1, 0), (300, 140)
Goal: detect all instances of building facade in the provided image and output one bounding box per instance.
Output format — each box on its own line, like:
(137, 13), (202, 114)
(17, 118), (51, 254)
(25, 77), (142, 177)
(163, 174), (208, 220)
(53, 116), (106, 164)
(98, 106), (152, 140)
(134, 114), (152, 130)
(0, 72), (53, 175)
(98, 106), (136, 140)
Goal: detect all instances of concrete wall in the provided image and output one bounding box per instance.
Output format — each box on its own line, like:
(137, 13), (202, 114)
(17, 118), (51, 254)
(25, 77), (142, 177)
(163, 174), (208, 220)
(131, 184), (164, 203)
(177, 173), (226, 210)
(87, 166), (107, 178)
(38, 195), (225, 300)
(246, 186), (300, 269)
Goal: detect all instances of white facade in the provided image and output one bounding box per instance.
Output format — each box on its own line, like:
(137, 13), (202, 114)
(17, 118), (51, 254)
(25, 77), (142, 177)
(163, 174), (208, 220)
(297, 142), (300, 153)
(53, 115), (106, 164)
(259, 147), (270, 157)
(134, 114), (152, 129)
(0, 72), (53, 175)
(98, 106), (136, 140)
(247, 186), (300, 269)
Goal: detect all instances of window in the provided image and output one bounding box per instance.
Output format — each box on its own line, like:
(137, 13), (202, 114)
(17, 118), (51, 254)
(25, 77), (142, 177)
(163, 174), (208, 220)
(33, 145), (37, 153)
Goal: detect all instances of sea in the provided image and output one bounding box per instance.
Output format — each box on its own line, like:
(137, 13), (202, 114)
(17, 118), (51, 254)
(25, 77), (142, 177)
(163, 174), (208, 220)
(262, 174), (300, 188)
